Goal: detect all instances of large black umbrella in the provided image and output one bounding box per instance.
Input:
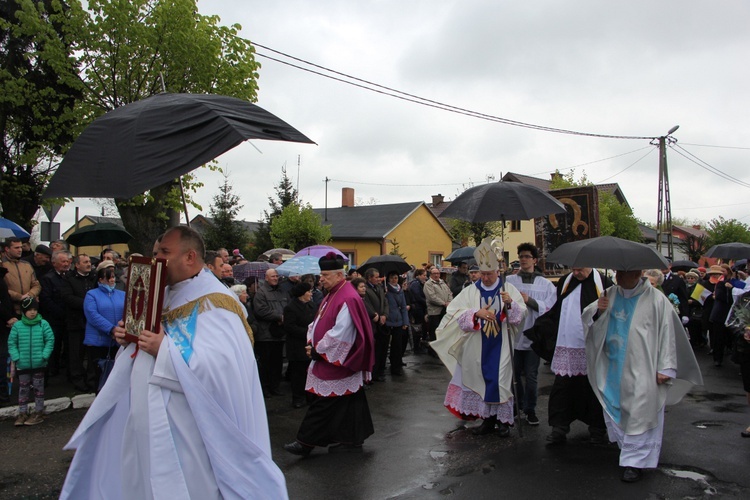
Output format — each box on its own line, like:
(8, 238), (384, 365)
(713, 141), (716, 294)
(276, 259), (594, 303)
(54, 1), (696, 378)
(44, 93), (315, 199)
(445, 246), (476, 263)
(357, 255), (411, 276)
(440, 181), (566, 223)
(705, 242), (750, 261)
(670, 260), (698, 272)
(66, 223), (133, 247)
(546, 236), (670, 271)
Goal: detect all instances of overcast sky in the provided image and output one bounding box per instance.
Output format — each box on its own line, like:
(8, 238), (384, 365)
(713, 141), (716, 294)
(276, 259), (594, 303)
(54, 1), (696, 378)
(53, 0), (750, 238)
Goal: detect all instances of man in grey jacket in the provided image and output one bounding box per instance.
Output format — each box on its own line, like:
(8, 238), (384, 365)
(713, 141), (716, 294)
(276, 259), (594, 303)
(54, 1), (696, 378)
(253, 269), (289, 397)
(424, 268), (453, 342)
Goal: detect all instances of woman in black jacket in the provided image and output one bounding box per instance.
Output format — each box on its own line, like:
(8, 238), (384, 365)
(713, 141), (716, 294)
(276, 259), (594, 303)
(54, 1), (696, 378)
(284, 282), (317, 408)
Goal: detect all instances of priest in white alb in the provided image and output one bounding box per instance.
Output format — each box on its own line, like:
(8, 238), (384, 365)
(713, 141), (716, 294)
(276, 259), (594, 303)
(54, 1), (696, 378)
(432, 238), (526, 437)
(583, 269), (703, 483)
(61, 226), (287, 499)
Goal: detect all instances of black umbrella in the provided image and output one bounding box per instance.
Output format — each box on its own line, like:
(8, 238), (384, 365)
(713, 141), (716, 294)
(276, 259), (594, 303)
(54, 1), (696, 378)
(705, 242), (750, 261)
(670, 260), (698, 272)
(357, 255), (411, 276)
(44, 93), (315, 199)
(440, 181), (566, 223)
(546, 236), (670, 271)
(66, 222), (133, 247)
(445, 246), (476, 263)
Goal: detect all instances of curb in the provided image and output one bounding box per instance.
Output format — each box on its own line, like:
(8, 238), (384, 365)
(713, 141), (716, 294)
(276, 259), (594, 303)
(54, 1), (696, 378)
(0, 393), (95, 420)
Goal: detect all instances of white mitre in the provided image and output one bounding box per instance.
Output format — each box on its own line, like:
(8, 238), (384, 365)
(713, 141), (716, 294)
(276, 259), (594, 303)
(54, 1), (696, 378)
(473, 237), (502, 271)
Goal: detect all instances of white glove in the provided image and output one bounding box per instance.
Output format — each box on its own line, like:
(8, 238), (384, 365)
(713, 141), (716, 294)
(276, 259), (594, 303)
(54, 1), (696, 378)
(681, 316), (689, 325)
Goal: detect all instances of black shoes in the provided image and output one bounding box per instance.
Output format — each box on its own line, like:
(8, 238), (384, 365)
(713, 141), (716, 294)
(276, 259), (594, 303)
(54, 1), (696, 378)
(472, 418), (497, 435)
(741, 427), (750, 438)
(546, 430), (567, 446)
(525, 412), (539, 426)
(283, 441), (312, 456)
(497, 423), (511, 438)
(621, 467), (642, 483)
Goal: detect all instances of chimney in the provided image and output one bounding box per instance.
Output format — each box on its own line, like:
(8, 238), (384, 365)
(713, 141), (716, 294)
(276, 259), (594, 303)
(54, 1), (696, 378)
(431, 194), (444, 206)
(342, 187), (355, 207)
(550, 172), (562, 181)
(692, 224), (701, 230)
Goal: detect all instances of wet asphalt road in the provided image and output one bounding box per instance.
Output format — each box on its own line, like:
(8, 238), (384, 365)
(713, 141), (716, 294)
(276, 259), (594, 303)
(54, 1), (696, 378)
(1, 347), (748, 499)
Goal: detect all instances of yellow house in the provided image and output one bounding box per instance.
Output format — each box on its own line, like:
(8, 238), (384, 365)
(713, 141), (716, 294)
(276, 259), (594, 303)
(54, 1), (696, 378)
(62, 215), (131, 258)
(313, 188), (453, 268)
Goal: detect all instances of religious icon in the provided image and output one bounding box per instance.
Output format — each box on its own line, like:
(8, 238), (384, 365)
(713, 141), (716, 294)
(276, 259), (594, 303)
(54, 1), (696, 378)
(123, 256), (168, 343)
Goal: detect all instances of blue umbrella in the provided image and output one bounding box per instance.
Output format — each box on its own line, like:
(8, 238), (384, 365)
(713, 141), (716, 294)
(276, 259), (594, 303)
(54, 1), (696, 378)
(0, 217), (30, 239)
(276, 255), (321, 277)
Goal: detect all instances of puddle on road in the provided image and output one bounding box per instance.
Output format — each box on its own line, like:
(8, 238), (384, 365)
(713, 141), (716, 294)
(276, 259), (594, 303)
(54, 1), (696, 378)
(692, 420), (730, 429)
(661, 467), (718, 496)
(430, 451), (448, 459)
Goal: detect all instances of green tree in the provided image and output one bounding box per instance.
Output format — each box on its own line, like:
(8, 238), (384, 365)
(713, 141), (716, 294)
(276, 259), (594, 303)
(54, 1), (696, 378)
(79, 0), (260, 252)
(549, 169), (642, 241)
(448, 219), (501, 246)
(251, 167), (298, 258)
(388, 239), (406, 260)
(1, 0), (85, 229)
(2, 0), (260, 251)
(705, 216), (750, 246)
(269, 203), (330, 251)
(203, 173), (251, 254)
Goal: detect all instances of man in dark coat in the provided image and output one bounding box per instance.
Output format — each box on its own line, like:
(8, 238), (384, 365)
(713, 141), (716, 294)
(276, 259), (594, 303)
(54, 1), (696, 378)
(661, 265), (689, 320)
(60, 254), (97, 392)
(39, 251), (72, 377)
(22, 244), (53, 279)
(253, 268), (289, 396)
(363, 268), (389, 382)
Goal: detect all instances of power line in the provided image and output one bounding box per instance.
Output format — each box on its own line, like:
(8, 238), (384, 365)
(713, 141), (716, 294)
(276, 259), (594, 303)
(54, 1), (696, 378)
(252, 42), (656, 141)
(595, 147), (657, 183)
(530, 146), (654, 177)
(680, 142), (750, 150)
(670, 144), (750, 189)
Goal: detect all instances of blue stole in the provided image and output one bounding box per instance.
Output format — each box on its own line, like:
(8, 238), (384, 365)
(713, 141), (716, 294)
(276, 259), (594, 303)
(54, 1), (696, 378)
(476, 279), (504, 403)
(163, 302), (199, 365)
(602, 291), (639, 423)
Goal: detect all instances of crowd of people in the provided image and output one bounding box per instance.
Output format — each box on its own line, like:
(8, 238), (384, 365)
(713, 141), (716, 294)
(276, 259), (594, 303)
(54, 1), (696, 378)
(2, 229), (749, 495)
(1, 237), (126, 426)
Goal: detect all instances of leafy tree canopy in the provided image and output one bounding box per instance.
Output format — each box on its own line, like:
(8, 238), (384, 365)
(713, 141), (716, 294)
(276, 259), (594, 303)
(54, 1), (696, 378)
(269, 202), (330, 252)
(2, 0), (260, 251)
(706, 216), (750, 246)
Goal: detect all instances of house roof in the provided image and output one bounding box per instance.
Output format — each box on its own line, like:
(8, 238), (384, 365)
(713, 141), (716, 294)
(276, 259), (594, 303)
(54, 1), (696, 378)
(501, 172), (631, 208)
(313, 201), (439, 239)
(673, 225), (708, 238)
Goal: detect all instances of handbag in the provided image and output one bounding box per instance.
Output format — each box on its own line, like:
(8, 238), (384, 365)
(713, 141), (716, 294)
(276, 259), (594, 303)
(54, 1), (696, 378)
(97, 345), (116, 392)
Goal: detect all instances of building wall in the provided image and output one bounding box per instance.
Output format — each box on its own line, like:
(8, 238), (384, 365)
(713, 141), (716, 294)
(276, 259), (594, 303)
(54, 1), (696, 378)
(327, 240), (382, 268)
(501, 220), (537, 262)
(386, 205), (453, 266)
